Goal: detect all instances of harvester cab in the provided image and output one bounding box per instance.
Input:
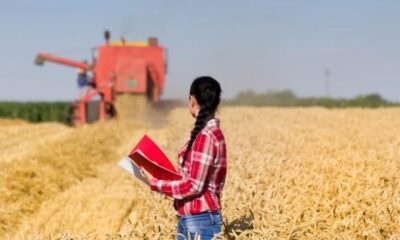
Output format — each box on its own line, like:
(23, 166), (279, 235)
(35, 31), (167, 126)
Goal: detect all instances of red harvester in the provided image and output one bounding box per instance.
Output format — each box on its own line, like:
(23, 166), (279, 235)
(35, 31), (167, 126)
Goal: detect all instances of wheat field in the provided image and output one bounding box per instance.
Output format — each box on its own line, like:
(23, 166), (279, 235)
(0, 107), (399, 239)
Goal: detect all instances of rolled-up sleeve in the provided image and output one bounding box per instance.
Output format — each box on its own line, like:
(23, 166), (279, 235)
(149, 132), (215, 199)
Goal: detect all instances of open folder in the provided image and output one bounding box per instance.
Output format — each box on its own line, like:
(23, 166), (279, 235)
(118, 134), (182, 185)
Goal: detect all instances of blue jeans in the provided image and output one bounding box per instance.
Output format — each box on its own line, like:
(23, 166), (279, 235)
(176, 211), (223, 240)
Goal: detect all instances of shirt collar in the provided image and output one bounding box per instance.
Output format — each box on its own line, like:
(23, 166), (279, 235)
(205, 118), (220, 129)
(186, 118), (220, 142)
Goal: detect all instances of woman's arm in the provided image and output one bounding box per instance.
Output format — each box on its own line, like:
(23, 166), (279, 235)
(149, 132), (215, 199)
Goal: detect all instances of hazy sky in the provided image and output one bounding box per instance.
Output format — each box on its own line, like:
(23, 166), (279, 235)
(1, 1), (399, 101)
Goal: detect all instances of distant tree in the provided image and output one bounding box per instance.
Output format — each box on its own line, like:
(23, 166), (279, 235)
(365, 93), (384, 102)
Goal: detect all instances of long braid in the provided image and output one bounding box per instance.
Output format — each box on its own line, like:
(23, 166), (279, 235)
(181, 76), (221, 168)
(181, 105), (210, 167)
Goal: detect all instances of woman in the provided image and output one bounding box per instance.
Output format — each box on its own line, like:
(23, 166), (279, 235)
(140, 76), (227, 240)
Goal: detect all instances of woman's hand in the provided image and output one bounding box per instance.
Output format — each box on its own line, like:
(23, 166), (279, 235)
(140, 167), (154, 184)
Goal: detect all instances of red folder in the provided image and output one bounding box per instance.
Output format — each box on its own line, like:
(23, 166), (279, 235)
(128, 134), (182, 180)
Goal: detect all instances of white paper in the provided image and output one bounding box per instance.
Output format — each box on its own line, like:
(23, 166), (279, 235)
(118, 156), (149, 185)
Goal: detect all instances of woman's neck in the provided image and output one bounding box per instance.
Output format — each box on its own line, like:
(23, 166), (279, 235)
(206, 113), (216, 121)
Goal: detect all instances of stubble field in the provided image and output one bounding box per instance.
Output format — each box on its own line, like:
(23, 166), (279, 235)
(0, 107), (399, 239)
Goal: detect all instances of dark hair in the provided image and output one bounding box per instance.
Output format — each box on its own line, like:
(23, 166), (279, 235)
(181, 76), (222, 167)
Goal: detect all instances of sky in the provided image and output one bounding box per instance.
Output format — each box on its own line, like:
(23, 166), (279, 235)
(0, 0), (399, 101)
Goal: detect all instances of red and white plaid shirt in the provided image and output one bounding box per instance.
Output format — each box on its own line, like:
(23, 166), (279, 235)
(150, 118), (227, 216)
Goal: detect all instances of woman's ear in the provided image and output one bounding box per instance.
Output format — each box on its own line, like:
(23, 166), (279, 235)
(190, 95), (195, 109)
(189, 95), (200, 117)
(191, 96), (200, 110)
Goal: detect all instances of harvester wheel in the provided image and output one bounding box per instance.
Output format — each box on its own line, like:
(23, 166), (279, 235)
(66, 104), (77, 126)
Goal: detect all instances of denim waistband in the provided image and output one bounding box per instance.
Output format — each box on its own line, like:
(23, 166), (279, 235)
(176, 210), (221, 219)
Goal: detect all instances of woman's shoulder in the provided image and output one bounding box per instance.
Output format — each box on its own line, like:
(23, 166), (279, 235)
(200, 124), (225, 145)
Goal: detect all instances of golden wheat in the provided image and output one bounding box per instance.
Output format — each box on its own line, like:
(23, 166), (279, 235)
(1, 107), (399, 239)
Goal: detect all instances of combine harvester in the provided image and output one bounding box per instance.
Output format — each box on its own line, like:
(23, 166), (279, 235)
(35, 31), (167, 126)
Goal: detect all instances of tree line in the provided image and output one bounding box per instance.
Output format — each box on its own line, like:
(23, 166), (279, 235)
(0, 101), (70, 123)
(224, 90), (399, 108)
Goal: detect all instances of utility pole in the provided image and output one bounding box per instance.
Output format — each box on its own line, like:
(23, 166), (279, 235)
(324, 68), (331, 98)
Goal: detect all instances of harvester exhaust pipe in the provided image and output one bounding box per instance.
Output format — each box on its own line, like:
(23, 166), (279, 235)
(104, 30), (111, 45)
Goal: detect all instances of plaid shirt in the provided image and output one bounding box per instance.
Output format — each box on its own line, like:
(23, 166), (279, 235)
(150, 118), (227, 216)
